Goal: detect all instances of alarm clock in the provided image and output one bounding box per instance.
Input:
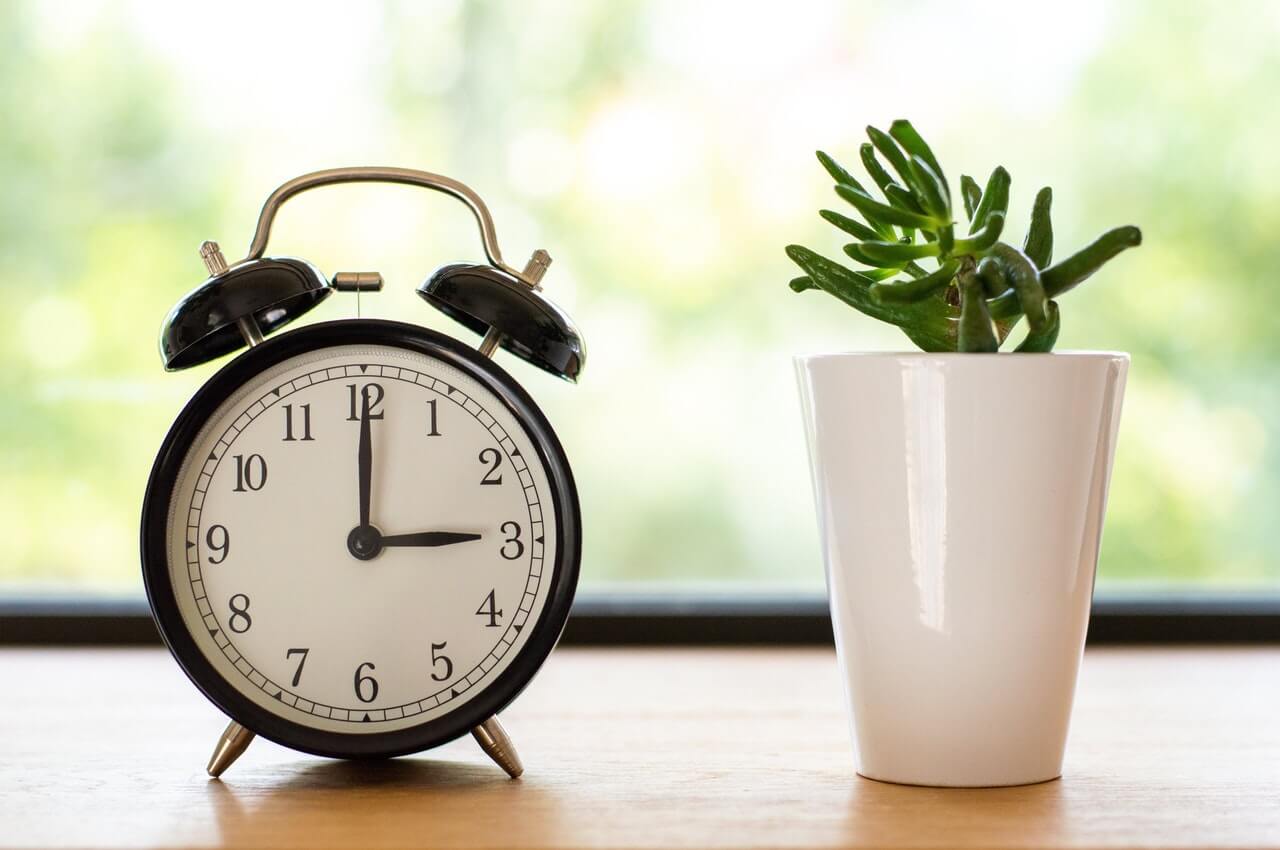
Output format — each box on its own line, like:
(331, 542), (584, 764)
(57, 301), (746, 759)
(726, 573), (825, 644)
(140, 168), (584, 779)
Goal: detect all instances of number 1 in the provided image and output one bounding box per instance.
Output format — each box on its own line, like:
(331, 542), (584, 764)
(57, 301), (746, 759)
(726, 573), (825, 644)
(426, 399), (441, 436)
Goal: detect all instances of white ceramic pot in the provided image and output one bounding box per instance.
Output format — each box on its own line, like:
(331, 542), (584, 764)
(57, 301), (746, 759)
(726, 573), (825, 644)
(795, 352), (1128, 787)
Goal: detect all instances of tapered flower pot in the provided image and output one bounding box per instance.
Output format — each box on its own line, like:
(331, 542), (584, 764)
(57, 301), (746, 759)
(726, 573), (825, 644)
(795, 352), (1128, 787)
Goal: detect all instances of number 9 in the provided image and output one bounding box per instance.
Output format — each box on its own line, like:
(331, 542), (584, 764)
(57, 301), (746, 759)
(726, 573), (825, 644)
(206, 524), (230, 564)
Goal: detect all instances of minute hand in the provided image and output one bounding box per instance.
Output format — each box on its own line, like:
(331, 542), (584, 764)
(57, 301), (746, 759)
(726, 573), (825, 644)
(380, 531), (482, 547)
(357, 390), (373, 529)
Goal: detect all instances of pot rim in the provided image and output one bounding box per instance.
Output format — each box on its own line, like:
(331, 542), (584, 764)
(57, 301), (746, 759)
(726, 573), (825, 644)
(794, 349), (1129, 366)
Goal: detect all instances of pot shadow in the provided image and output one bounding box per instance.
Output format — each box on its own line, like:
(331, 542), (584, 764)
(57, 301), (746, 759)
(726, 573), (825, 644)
(206, 757), (564, 846)
(839, 772), (1071, 845)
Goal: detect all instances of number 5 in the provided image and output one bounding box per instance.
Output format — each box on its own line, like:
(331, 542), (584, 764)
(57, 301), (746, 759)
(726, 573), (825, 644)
(431, 642), (453, 682)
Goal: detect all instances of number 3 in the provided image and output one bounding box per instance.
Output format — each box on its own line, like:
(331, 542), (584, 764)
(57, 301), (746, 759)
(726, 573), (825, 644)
(500, 522), (524, 560)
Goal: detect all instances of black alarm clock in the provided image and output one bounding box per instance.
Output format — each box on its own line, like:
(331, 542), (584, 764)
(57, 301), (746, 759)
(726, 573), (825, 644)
(140, 168), (584, 779)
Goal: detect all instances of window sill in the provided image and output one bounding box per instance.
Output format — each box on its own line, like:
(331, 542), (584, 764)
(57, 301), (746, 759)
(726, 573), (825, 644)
(3, 591), (1279, 644)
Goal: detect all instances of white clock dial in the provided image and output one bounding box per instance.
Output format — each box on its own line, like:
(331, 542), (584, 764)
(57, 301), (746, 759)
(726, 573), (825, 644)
(165, 344), (558, 734)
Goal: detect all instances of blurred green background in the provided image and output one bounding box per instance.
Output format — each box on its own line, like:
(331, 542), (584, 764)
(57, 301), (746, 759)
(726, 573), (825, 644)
(1, 0), (1276, 594)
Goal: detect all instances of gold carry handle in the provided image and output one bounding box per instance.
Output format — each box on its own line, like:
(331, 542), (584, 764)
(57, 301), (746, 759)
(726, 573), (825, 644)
(240, 166), (544, 286)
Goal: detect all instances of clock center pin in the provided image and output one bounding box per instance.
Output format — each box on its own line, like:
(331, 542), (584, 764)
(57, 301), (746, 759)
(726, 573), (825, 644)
(346, 525), (383, 561)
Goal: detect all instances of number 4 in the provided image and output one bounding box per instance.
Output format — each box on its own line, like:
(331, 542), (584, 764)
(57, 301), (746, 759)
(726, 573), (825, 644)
(476, 590), (503, 628)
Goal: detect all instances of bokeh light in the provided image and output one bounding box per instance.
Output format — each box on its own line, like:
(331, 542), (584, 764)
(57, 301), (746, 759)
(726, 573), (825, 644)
(1, 0), (1277, 594)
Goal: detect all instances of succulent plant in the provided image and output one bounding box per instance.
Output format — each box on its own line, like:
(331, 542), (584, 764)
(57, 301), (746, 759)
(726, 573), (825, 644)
(785, 120), (1141, 352)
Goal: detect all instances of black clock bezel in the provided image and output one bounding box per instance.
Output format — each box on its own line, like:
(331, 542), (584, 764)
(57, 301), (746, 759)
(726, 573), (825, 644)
(140, 318), (581, 760)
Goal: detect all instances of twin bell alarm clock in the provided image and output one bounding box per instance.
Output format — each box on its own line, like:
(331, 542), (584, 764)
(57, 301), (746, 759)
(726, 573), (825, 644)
(140, 168), (584, 778)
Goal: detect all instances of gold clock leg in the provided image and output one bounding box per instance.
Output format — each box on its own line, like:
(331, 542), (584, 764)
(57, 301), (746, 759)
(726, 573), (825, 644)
(206, 721), (255, 778)
(472, 716), (523, 779)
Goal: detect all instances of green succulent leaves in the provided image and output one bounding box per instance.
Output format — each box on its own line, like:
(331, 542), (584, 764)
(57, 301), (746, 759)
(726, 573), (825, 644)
(1040, 225), (1143, 297)
(835, 184), (937, 231)
(960, 175), (982, 221)
(957, 265), (998, 353)
(1015, 300), (1061, 352)
(869, 259), (959, 304)
(846, 239), (939, 266)
(952, 211), (1005, 255)
(1023, 187), (1054, 269)
(786, 120), (1142, 353)
(969, 166), (1010, 236)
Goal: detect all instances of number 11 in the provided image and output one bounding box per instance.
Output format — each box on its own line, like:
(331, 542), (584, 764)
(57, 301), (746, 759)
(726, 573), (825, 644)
(282, 404), (313, 442)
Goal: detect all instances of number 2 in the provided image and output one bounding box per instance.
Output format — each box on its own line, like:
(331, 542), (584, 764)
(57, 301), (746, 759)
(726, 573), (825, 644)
(479, 448), (503, 485)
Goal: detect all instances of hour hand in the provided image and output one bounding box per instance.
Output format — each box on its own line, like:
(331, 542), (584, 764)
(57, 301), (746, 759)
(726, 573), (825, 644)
(379, 531), (482, 547)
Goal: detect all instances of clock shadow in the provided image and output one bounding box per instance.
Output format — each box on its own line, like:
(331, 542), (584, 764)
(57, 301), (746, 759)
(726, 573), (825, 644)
(252, 756), (506, 789)
(206, 757), (564, 845)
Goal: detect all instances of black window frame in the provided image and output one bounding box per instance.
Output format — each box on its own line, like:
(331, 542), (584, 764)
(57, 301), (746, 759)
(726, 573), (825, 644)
(3, 590), (1278, 645)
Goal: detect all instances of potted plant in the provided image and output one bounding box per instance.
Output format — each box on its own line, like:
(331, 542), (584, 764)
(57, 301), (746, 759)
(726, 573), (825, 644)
(788, 120), (1138, 787)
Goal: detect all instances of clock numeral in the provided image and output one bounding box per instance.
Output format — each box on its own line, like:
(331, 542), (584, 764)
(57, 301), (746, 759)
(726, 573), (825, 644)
(346, 383), (385, 421)
(227, 594), (252, 634)
(476, 589), (503, 628)
(430, 642), (453, 682)
(205, 524), (230, 564)
(500, 521), (524, 560)
(426, 398), (442, 437)
(286, 648), (309, 687)
(232, 454), (267, 492)
(353, 661), (379, 703)
(479, 448), (503, 485)
(282, 403), (313, 441)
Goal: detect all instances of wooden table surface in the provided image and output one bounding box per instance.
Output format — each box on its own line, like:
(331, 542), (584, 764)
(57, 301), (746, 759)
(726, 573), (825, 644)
(1, 646), (1277, 849)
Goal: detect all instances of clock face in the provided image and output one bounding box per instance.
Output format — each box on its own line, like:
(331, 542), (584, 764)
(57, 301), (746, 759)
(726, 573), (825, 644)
(150, 327), (575, 747)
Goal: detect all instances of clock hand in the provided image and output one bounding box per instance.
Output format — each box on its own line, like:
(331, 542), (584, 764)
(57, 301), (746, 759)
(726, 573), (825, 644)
(357, 386), (372, 529)
(380, 531), (483, 547)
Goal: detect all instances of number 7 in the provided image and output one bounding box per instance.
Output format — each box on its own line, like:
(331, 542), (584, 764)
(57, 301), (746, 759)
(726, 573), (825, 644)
(286, 647), (310, 687)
